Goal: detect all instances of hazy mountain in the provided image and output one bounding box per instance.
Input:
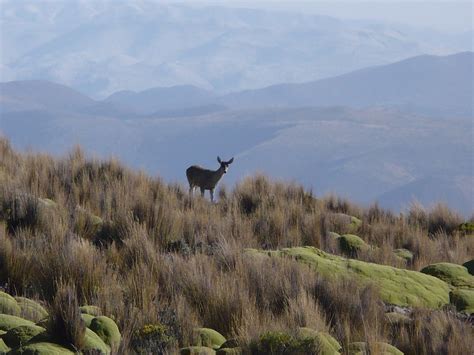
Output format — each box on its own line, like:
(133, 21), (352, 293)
(1, 1), (472, 97)
(221, 52), (474, 116)
(105, 85), (216, 114)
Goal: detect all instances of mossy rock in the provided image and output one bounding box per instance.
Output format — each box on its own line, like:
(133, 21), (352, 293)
(0, 339), (10, 354)
(180, 346), (216, 355)
(193, 328), (226, 350)
(348, 341), (403, 355)
(8, 341), (75, 354)
(384, 312), (411, 325)
(449, 288), (474, 313)
(15, 297), (48, 322)
(393, 249), (414, 263)
(81, 313), (95, 328)
(255, 331), (293, 354)
(420, 263), (474, 288)
(338, 234), (369, 255)
(74, 207), (103, 240)
(80, 305), (101, 316)
(89, 316), (121, 348)
(327, 232), (341, 240)
(296, 327), (341, 354)
(266, 247), (450, 308)
(463, 259), (474, 275)
(83, 327), (111, 354)
(216, 348), (241, 355)
(0, 314), (35, 331)
(3, 324), (46, 348)
(0, 292), (20, 316)
(0, 330), (6, 336)
(350, 216), (363, 228)
(458, 222), (474, 234)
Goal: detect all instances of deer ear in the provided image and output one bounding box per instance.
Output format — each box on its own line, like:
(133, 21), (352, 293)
(217, 156), (222, 163)
(228, 157), (234, 164)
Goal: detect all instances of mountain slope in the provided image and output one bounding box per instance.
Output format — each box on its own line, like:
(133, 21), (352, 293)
(221, 52), (474, 116)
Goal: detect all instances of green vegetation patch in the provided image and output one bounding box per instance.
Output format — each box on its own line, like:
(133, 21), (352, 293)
(393, 249), (414, 262)
(8, 341), (74, 354)
(193, 328), (226, 350)
(180, 346), (216, 354)
(0, 314), (35, 332)
(0, 292), (20, 316)
(338, 234), (369, 255)
(0, 339), (10, 354)
(296, 327), (341, 354)
(83, 328), (111, 354)
(268, 247), (450, 308)
(81, 313), (95, 328)
(14, 297), (48, 322)
(132, 323), (174, 354)
(463, 259), (474, 276)
(449, 288), (474, 314)
(348, 341), (403, 355)
(89, 316), (121, 348)
(420, 263), (474, 288)
(3, 324), (46, 348)
(458, 222), (474, 234)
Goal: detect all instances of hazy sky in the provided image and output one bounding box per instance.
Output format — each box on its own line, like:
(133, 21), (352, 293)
(173, 0), (473, 33)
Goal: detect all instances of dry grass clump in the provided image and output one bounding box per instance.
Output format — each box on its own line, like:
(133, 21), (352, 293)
(0, 137), (472, 353)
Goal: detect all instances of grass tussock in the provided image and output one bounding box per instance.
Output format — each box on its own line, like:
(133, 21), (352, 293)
(0, 137), (472, 354)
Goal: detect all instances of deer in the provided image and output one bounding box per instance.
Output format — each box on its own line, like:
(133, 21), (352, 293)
(186, 156), (234, 202)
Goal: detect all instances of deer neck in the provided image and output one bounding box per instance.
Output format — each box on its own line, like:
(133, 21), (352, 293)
(212, 166), (225, 184)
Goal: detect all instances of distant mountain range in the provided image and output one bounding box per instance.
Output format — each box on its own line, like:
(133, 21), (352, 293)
(1, 1), (472, 97)
(1, 53), (473, 215)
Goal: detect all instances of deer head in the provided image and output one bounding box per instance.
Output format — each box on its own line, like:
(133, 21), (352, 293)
(217, 156), (234, 174)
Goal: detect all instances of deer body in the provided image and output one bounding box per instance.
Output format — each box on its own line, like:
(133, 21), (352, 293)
(186, 157), (234, 202)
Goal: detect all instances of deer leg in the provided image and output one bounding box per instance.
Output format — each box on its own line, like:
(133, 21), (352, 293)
(189, 185), (194, 196)
(210, 189), (214, 203)
(200, 187), (205, 197)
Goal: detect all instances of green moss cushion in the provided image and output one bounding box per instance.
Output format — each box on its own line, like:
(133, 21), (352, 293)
(393, 249), (414, 262)
(420, 263), (474, 288)
(8, 341), (74, 354)
(0, 292), (20, 316)
(80, 305), (101, 316)
(180, 346), (216, 354)
(83, 328), (111, 354)
(3, 324), (46, 348)
(0, 339), (10, 354)
(338, 234), (369, 255)
(89, 316), (121, 348)
(449, 288), (474, 313)
(463, 259), (474, 275)
(296, 327), (341, 354)
(14, 297), (48, 322)
(266, 247), (451, 308)
(81, 313), (95, 328)
(0, 314), (35, 331)
(348, 341), (403, 355)
(193, 328), (226, 350)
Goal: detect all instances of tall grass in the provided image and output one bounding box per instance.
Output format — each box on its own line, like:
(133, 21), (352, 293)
(0, 137), (472, 354)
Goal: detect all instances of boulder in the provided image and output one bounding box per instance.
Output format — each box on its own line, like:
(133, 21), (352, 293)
(3, 324), (46, 348)
(83, 327), (111, 354)
(180, 346), (216, 354)
(81, 313), (95, 328)
(0, 292), (20, 316)
(0, 314), (35, 331)
(192, 328), (226, 350)
(449, 288), (474, 313)
(296, 327), (341, 354)
(89, 316), (121, 348)
(15, 297), (48, 322)
(420, 263), (474, 288)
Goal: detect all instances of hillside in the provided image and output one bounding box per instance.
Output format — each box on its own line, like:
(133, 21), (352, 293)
(0, 138), (472, 354)
(220, 52), (474, 116)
